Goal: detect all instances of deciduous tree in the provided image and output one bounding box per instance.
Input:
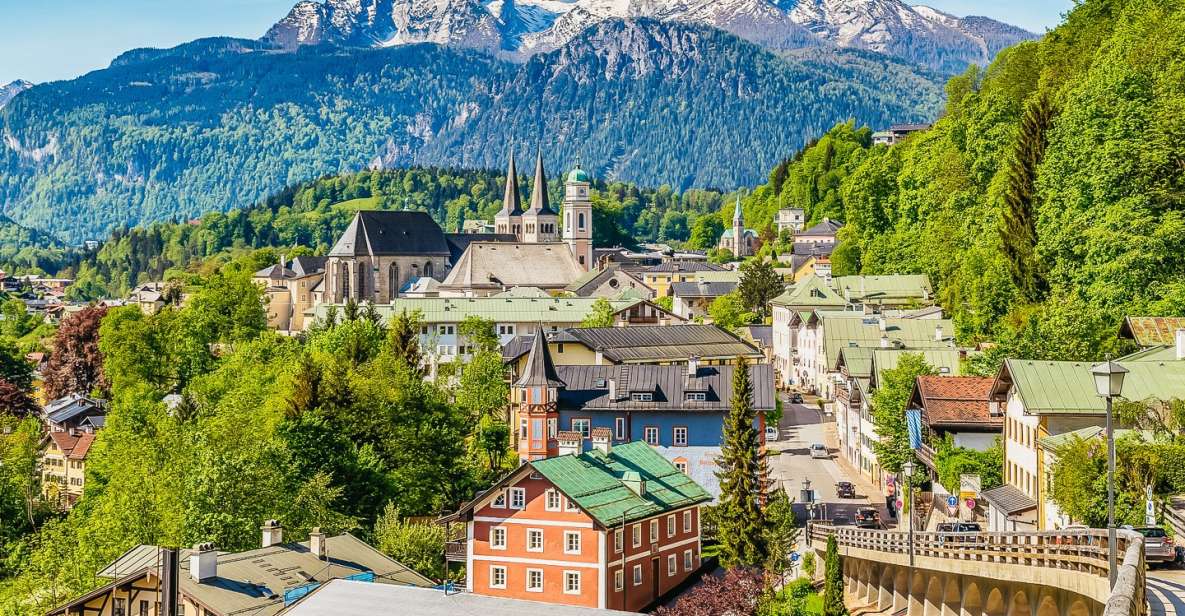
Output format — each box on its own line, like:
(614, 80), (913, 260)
(43, 306), (108, 399)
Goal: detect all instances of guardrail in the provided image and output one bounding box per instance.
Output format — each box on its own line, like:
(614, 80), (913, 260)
(809, 525), (1145, 616)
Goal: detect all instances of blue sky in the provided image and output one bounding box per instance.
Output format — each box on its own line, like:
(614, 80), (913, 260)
(0, 0), (1074, 85)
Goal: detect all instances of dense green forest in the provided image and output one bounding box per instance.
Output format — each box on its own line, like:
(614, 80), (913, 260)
(0, 19), (942, 243)
(11, 167), (725, 299)
(737, 0), (1185, 361)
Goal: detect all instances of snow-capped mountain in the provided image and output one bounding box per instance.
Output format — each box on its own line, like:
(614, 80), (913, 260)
(0, 80), (34, 109)
(263, 0), (1036, 72)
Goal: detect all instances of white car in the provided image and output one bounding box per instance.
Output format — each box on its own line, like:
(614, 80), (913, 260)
(809, 443), (829, 459)
(765, 426), (779, 442)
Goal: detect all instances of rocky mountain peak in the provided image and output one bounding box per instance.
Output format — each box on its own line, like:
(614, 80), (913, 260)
(0, 80), (34, 109)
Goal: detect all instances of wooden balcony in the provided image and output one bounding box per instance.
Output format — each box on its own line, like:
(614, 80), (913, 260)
(445, 540), (467, 562)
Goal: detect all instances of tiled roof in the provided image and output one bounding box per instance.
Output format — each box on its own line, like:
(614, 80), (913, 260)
(440, 242), (583, 290)
(669, 281), (736, 298)
(798, 219), (844, 237)
(911, 376), (999, 428)
(444, 232), (518, 264)
(47, 431), (96, 460)
(639, 262), (726, 274)
(532, 441), (712, 527)
(328, 211), (450, 257)
(1118, 316), (1185, 347)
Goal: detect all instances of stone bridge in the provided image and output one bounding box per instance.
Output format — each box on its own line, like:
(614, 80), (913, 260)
(808, 526), (1146, 616)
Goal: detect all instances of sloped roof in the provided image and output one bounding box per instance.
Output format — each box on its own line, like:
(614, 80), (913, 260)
(832, 275), (932, 303)
(670, 281), (736, 298)
(692, 271), (742, 284)
(44, 394), (105, 426)
(771, 275), (846, 309)
(328, 211), (449, 257)
(554, 363), (775, 412)
(313, 297), (646, 324)
(290, 256), (327, 277)
(531, 441), (712, 527)
(571, 325), (761, 363)
(870, 349), (964, 384)
(564, 266), (650, 297)
(440, 242), (583, 291)
(496, 156), (524, 218)
(798, 218), (844, 237)
(640, 262), (726, 274)
(1036, 426), (1148, 453)
(993, 359), (1185, 415)
(820, 315), (955, 362)
(444, 232), (518, 264)
(1118, 317), (1185, 347)
(744, 325), (772, 348)
(981, 485), (1036, 516)
(909, 376), (999, 429)
(791, 241), (836, 256)
(515, 328), (565, 388)
(254, 263), (296, 280)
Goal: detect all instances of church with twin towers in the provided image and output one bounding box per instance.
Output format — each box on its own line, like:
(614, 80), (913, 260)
(495, 150), (595, 271)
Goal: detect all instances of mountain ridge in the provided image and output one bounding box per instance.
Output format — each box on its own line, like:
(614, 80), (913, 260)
(0, 80), (34, 110)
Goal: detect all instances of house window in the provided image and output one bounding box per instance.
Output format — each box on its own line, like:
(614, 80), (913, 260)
(633, 564), (642, 586)
(644, 427), (659, 446)
(615, 569), (624, 591)
(685, 392), (706, 401)
(492, 491), (506, 508)
(564, 571), (581, 595)
(675, 460), (688, 474)
(113, 599), (126, 616)
(684, 511), (692, 533)
(668, 554), (677, 576)
(565, 531), (581, 554)
(565, 497), (580, 513)
(614, 528), (623, 553)
(509, 487), (526, 509)
(490, 527), (506, 549)
(684, 549), (693, 571)
(519, 419), (527, 439)
(673, 427), (688, 447)
(631, 392), (653, 402)
(548, 418), (558, 439)
(438, 324), (455, 335)
(632, 524), (641, 548)
(571, 418), (591, 438)
(527, 529), (543, 552)
(490, 566), (507, 589)
(546, 489), (562, 511)
(139, 600), (149, 616)
(667, 514), (676, 538)
(497, 324), (515, 336)
(650, 520), (659, 543)
(527, 569), (543, 592)
(614, 417), (626, 440)
(437, 345), (454, 356)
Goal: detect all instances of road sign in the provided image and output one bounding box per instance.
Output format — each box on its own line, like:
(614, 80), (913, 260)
(965, 498), (976, 510)
(790, 552), (801, 562)
(896, 499), (904, 511)
(947, 495), (958, 507)
(1146, 486), (1156, 526)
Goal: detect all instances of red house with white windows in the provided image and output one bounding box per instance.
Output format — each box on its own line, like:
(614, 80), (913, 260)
(444, 433), (712, 612)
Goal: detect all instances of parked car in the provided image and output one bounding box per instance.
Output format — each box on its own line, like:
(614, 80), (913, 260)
(809, 443), (829, 459)
(836, 482), (856, 499)
(936, 522), (982, 533)
(831, 514), (852, 526)
(789, 393), (804, 404)
(1130, 526), (1175, 564)
(854, 507), (881, 529)
(765, 426), (779, 442)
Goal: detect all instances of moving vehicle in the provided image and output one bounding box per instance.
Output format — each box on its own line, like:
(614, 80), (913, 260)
(765, 426), (779, 442)
(1131, 526), (1175, 564)
(809, 443), (829, 459)
(854, 507), (881, 529)
(789, 393), (804, 404)
(836, 482), (856, 499)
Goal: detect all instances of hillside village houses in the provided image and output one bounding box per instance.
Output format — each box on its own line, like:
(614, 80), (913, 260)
(39, 393), (107, 509)
(775, 207), (805, 234)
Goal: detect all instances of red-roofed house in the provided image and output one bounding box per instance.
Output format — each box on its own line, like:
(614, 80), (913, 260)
(908, 375), (1002, 452)
(42, 431), (96, 508)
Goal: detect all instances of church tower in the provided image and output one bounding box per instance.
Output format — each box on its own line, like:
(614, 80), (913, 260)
(494, 154), (524, 238)
(522, 151), (559, 243)
(562, 163), (594, 271)
(513, 329), (566, 461)
(731, 195), (746, 257)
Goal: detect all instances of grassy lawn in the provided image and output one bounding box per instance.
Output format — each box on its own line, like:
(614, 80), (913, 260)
(332, 196), (381, 212)
(766, 578), (824, 615)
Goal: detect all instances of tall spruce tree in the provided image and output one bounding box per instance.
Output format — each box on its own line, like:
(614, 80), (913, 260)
(738, 259), (785, 322)
(999, 92), (1055, 303)
(715, 357), (768, 568)
(823, 535), (847, 616)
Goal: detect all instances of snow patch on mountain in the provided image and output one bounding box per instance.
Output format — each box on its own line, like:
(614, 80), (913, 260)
(0, 80), (34, 109)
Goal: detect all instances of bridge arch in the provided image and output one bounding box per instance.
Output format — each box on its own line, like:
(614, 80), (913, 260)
(1068, 599), (1091, 616)
(1036, 594), (1060, 616)
(910, 570), (927, 616)
(985, 587), (1007, 616)
(893, 567), (910, 612)
(925, 575), (945, 616)
(1008, 589), (1032, 616)
(942, 575), (961, 616)
(962, 582), (984, 616)
(878, 564), (895, 610)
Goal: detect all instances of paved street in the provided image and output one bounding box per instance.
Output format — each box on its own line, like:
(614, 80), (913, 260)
(768, 395), (890, 527)
(1148, 569), (1185, 616)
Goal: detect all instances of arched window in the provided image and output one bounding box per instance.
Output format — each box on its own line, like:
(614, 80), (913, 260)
(357, 264), (367, 300)
(340, 263), (351, 299)
(424, 261), (434, 278)
(578, 213), (586, 230)
(389, 263), (400, 299)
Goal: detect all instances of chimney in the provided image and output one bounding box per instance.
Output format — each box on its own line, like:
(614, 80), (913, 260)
(622, 471), (645, 496)
(261, 519), (283, 548)
(1176, 329), (1185, 360)
(160, 548), (180, 616)
(687, 356), (700, 377)
(880, 334), (890, 349)
(608, 379), (617, 401)
(309, 527), (327, 559)
(591, 427), (612, 454)
(557, 431), (583, 456)
(878, 316), (887, 332)
(935, 325), (944, 342)
(190, 543), (217, 582)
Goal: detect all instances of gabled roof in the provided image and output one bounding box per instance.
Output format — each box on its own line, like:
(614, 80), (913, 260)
(328, 211), (449, 257)
(313, 297), (648, 324)
(504, 326), (762, 365)
(290, 256), (328, 277)
(670, 281), (736, 299)
(44, 394), (105, 426)
(908, 376), (999, 430)
(639, 262), (726, 274)
(515, 327), (565, 388)
(1118, 316), (1185, 347)
(564, 265), (650, 297)
(820, 315), (955, 362)
(254, 263), (295, 280)
(531, 441), (712, 527)
(791, 241), (836, 256)
(771, 275), (846, 309)
(47, 431), (96, 460)
(1037, 426), (1152, 454)
(991, 359), (1185, 415)
(440, 242), (583, 291)
(554, 363), (775, 412)
(832, 275), (932, 303)
(798, 218), (843, 237)
(444, 232), (519, 264)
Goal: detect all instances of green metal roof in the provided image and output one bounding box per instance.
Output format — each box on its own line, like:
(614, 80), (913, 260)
(1002, 359), (1185, 415)
(531, 441), (712, 527)
(870, 349), (965, 385)
(1116, 345), (1179, 362)
(772, 275), (846, 309)
(832, 275), (932, 303)
(837, 347), (875, 378)
(568, 168), (590, 183)
(821, 315), (955, 362)
(1038, 426), (1153, 453)
(692, 271), (743, 284)
(311, 297), (644, 324)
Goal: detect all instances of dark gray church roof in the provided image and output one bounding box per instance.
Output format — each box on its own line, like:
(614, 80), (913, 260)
(328, 211), (449, 257)
(555, 363), (775, 412)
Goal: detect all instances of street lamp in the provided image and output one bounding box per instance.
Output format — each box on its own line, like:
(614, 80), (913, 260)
(1090, 359), (1127, 588)
(903, 460), (916, 568)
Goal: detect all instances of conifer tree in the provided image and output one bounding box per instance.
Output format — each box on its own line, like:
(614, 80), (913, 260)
(823, 535), (847, 616)
(387, 309), (423, 371)
(715, 357), (768, 568)
(999, 92), (1054, 303)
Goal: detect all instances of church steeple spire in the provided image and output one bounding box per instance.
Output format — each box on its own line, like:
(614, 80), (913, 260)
(499, 153), (524, 217)
(526, 150), (555, 216)
(733, 195), (744, 224)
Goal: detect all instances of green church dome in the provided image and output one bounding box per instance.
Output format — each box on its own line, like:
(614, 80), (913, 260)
(567, 167), (590, 183)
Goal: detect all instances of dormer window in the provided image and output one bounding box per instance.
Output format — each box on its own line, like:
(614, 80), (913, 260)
(685, 392), (706, 402)
(631, 392), (653, 402)
(595, 378), (607, 389)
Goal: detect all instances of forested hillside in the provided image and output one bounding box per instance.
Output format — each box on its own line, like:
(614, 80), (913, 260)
(49, 167), (725, 299)
(739, 0), (1185, 361)
(0, 20), (941, 244)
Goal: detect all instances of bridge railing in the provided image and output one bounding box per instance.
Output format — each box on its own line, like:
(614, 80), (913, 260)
(809, 525), (1145, 616)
